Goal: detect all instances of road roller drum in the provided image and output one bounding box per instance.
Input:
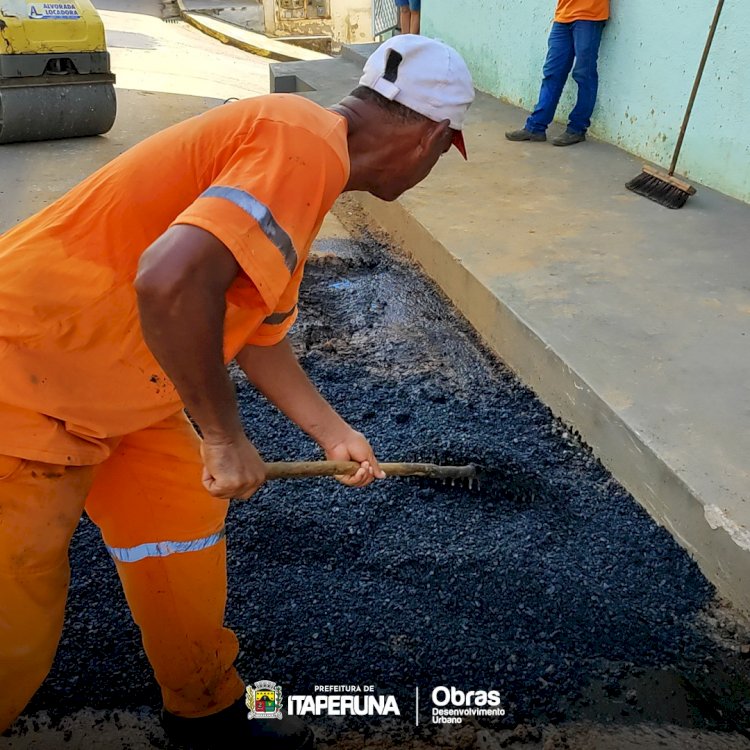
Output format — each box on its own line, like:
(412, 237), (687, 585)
(0, 1), (116, 143)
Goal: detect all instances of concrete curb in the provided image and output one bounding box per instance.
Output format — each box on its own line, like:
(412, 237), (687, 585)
(174, 0), (302, 63)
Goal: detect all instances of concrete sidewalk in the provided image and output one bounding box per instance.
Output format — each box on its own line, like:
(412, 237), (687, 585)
(266, 47), (750, 614)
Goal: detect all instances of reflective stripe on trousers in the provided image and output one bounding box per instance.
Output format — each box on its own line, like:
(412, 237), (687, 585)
(106, 527), (226, 564)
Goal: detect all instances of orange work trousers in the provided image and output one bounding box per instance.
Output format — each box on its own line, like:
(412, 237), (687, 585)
(0, 412), (245, 733)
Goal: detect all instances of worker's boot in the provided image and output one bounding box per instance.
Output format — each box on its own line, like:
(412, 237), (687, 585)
(161, 698), (314, 749)
(551, 129), (586, 146)
(505, 128), (546, 142)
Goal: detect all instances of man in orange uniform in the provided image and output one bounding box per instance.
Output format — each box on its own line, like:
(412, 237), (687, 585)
(0, 36), (473, 749)
(506, 0), (609, 146)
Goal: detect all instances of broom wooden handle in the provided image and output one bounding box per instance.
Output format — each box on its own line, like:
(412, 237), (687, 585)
(670, 0), (724, 175)
(264, 461), (477, 480)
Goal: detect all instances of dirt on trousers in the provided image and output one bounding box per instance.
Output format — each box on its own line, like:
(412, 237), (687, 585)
(3, 223), (750, 749)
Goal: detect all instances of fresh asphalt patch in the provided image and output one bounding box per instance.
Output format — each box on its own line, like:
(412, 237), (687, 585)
(11, 233), (750, 746)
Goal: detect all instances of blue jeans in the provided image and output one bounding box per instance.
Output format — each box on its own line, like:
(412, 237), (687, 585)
(525, 20), (605, 135)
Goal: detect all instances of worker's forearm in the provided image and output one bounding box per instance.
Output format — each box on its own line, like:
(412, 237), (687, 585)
(236, 339), (350, 449)
(135, 277), (243, 443)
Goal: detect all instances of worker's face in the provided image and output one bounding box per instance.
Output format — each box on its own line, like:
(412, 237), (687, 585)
(374, 119), (454, 202)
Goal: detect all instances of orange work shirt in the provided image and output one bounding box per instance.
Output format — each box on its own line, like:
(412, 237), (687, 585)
(0, 95), (349, 465)
(555, 0), (609, 22)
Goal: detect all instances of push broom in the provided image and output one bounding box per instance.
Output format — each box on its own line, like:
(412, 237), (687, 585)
(626, 0), (724, 209)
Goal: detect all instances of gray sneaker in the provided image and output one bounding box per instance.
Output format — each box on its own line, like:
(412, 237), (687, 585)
(505, 128), (546, 142)
(552, 130), (586, 146)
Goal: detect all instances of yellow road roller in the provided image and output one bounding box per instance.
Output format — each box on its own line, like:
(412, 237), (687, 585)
(0, 0), (116, 143)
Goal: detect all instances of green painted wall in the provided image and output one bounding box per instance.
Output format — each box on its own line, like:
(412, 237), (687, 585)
(423, 1), (750, 203)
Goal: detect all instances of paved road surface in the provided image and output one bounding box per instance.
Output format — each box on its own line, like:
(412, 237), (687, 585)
(101, 1), (269, 102)
(0, 1), (270, 232)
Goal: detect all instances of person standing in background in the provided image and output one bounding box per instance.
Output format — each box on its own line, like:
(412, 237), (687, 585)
(395, 0), (420, 34)
(505, 0), (609, 146)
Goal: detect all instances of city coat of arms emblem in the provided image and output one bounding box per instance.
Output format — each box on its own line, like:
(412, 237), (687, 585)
(246, 680), (284, 720)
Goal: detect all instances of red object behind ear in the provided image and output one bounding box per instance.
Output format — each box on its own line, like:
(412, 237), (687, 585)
(451, 130), (467, 159)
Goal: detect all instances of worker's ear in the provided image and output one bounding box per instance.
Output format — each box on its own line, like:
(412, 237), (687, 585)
(421, 118), (452, 156)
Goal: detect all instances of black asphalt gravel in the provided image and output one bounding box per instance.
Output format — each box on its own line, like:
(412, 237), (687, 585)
(21, 232), (750, 741)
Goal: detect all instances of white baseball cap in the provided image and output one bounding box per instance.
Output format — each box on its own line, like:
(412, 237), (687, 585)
(359, 34), (475, 159)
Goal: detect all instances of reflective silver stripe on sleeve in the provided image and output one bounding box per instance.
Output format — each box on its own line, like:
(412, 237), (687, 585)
(201, 186), (297, 272)
(106, 528), (226, 564)
(263, 305), (297, 325)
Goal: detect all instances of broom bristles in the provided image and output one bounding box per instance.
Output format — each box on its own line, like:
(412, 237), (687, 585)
(626, 168), (694, 210)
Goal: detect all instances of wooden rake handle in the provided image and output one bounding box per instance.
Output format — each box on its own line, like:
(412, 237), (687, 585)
(264, 461), (478, 481)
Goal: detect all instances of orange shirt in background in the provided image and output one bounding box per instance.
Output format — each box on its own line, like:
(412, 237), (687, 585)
(555, 0), (609, 22)
(0, 95), (349, 465)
